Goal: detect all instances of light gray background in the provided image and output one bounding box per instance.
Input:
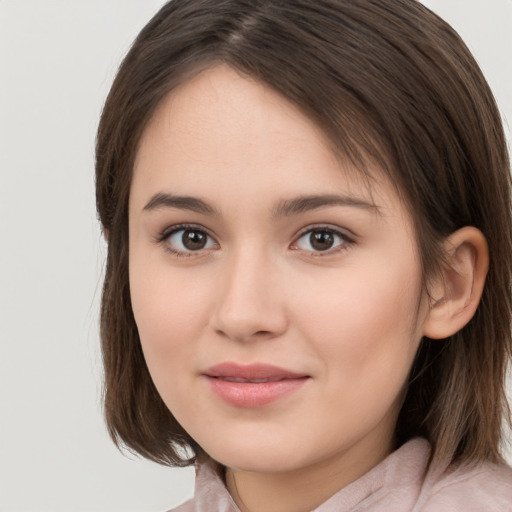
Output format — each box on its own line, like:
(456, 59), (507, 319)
(0, 1), (511, 511)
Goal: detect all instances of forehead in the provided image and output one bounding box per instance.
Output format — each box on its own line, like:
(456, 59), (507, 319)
(131, 64), (402, 220)
(135, 65), (337, 174)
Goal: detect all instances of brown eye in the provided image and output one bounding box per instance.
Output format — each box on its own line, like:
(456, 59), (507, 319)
(166, 227), (217, 254)
(310, 231), (335, 251)
(294, 227), (349, 253)
(182, 230), (207, 250)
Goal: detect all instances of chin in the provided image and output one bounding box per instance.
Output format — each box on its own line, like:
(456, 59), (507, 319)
(201, 437), (324, 474)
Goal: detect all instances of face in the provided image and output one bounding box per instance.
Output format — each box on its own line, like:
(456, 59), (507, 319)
(129, 65), (429, 479)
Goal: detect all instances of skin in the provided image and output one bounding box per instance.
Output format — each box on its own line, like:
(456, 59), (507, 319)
(128, 65), (442, 512)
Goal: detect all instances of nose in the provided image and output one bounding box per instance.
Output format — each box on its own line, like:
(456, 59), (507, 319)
(211, 249), (288, 342)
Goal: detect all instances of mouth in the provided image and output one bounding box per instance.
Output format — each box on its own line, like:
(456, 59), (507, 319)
(218, 376), (288, 383)
(202, 363), (310, 407)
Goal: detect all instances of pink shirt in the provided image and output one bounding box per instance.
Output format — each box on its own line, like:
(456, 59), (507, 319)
(169, 438), (512, 511)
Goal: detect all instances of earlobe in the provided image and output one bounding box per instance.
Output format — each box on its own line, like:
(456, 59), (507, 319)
(422, 227), (489, 340)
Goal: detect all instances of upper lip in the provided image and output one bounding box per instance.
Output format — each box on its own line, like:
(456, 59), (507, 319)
(203, 362), (308, 382)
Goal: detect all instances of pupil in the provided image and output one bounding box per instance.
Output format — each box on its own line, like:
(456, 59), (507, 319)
(310, 231), (334, 251)
(183, 230), (207, 250)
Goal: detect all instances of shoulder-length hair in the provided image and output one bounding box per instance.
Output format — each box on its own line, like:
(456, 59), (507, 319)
(95, 0), (512, 466)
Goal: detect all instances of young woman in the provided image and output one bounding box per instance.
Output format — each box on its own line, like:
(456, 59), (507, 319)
(95, 1), (512, 510)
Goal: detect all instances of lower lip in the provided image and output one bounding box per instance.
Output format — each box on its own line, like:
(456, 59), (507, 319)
(205, 377), (309, 407)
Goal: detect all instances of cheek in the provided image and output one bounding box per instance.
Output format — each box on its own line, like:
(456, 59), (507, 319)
(291, 260), (423, 383)
(129, 266), (215, 420)
(129, 254), (213, 381)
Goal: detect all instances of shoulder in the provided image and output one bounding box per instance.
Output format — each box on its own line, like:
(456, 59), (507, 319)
(418, 459), (512, 512)
(165, 458), (239, 512)
(167, 498), (194, 512)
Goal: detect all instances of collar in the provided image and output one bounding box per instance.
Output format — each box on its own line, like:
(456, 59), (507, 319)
(190, 439), (431, 512)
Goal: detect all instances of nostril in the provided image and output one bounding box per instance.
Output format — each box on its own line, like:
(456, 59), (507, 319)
(254, 330), (273, 337)
(215, 328), (275, 341)
(211, 278), (288, 341)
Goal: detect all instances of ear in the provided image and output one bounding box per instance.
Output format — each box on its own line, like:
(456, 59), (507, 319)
(422, 227), (489, 339)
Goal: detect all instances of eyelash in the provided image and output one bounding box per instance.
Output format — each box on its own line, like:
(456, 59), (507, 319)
(291, 225), (354, 257)
(156, 224), (218, 258)
(156, 224), (355, 258)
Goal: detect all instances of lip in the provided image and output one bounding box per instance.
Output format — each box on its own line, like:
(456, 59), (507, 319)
(202, 362), (310, 407)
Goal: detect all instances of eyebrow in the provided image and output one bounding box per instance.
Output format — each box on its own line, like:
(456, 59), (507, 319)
(272, 194), (380, 217)
(143, 193), (219, 215)
(142, 192), (380, 217)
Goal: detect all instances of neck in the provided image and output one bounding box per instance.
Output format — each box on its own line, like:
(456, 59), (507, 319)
(225, 434), (394, 512)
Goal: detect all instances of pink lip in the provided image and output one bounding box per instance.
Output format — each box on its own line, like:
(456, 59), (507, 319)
(203, 363), (309, 407)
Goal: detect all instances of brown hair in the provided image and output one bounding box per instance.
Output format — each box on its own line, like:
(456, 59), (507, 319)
(95, 0), (512, 466)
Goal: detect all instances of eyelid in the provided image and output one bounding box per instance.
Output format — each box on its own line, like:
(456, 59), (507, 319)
(155, 222), (355, 258)
(290, 224), (355, 255)
(156, 223), (219, 257)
